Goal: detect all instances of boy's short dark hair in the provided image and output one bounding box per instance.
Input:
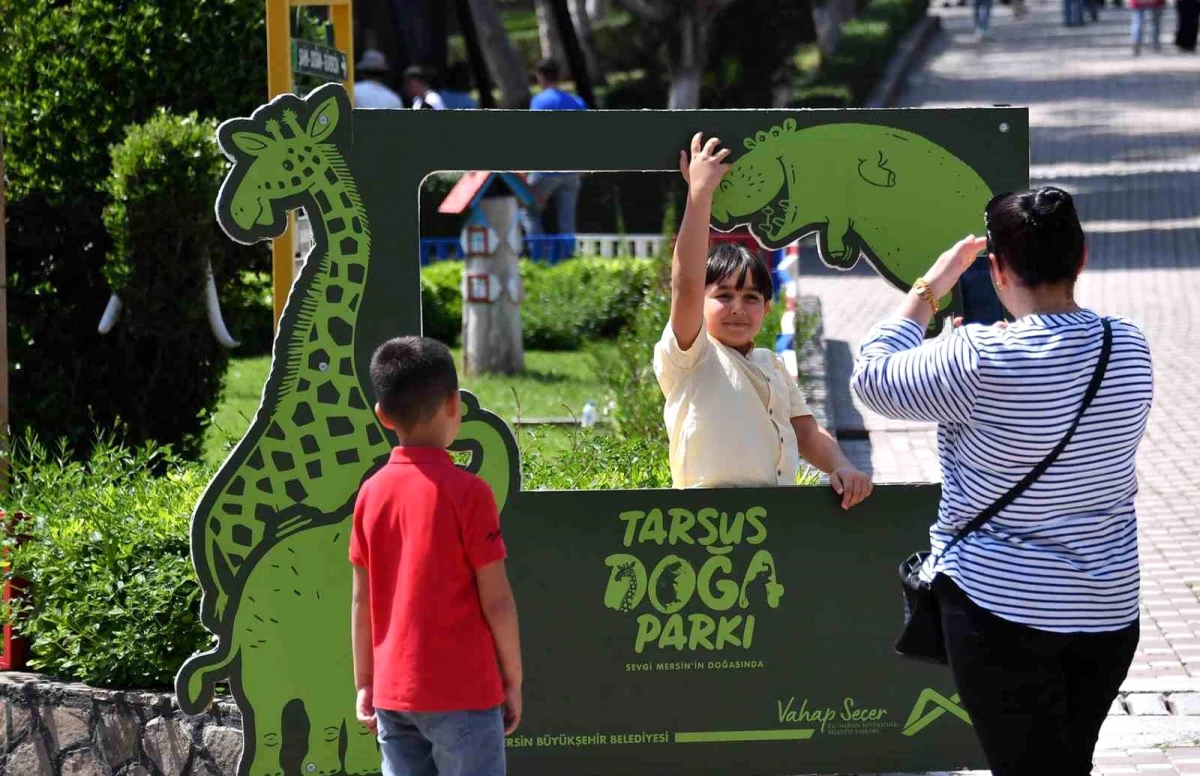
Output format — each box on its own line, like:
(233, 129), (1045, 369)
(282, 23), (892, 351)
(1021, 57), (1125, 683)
(369, 337), (458, 431)
(705, 243), (774, 301)
(535, 58), (561, 82)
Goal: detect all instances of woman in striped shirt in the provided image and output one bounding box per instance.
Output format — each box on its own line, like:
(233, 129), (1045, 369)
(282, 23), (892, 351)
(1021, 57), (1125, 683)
(852, 187), (1153, 776)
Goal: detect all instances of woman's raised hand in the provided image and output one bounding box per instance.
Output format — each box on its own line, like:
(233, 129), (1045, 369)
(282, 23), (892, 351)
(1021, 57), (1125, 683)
(925, 234), (988, 299)
(679, 132), (732, 196)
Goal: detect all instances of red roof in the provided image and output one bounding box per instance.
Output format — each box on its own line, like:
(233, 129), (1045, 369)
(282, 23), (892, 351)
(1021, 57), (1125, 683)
(438, 171), (490, 214)
(438, 171), (538, 214)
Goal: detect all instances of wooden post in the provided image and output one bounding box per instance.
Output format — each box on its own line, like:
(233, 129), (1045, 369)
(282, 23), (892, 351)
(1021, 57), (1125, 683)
(331, 2), (355, 104)
(266, 0), (355, 332)
(267, 0), (294, 332)
(463, 197), (525, 376)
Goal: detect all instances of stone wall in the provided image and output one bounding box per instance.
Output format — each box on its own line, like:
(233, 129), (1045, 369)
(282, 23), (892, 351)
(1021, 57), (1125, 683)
(0, 672), (241, 776)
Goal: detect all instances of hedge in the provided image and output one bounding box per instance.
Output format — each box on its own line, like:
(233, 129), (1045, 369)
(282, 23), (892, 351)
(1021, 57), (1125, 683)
(100, 111), (247, 459)
(793, 0), (930, 108)
(0, 0), (275, 457)
(421, 257), (657, 350)
(3, 432), (212, 689)
(0, 425), (684, 690)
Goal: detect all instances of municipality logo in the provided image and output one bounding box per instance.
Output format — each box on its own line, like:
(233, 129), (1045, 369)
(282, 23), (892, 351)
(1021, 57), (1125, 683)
(901, 688), (972, 736)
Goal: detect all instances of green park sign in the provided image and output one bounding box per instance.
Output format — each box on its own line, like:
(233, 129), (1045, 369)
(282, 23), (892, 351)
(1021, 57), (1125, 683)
(173, 83), (1028, 775)
(292, 39), (348, 82)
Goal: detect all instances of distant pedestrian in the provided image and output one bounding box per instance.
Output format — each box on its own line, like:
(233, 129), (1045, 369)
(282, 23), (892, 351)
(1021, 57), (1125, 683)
(1131, 0), (1166, 53)
(1177, 0), (1200, 50)
(404, 65), (445, 110)
(974, 0), (995, 39)
(353, 50), (403, 110)
(441, 61), (479, 109)
(1065, 0), (1088, 24)
(520, 59), (588, 258)
(853, 188), (1154, 776)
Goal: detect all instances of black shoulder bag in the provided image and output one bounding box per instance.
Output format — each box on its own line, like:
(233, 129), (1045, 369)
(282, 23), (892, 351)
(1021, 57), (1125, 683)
(895, 317), (1112, 664)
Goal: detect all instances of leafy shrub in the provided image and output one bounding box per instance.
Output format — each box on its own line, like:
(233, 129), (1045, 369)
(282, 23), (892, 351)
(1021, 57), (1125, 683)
(2, 432), (212, 689)
(792, 0), (928, 107)
(421, 261), (465, 346)
(420, 257), (656, 351)
(100, 111), (256, 459)
(791, 84), (855, 109)
(521, 430), (672, 491)
(704, 0), (818, 108)
(0, 0), (273, 456)
(521, 258), (656, 350)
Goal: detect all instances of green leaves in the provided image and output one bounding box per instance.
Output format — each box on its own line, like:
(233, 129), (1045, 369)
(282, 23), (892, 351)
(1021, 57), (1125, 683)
(2, 0), (272, 460)
(1, 430), (212, 688)
(420, 257), (658, 351)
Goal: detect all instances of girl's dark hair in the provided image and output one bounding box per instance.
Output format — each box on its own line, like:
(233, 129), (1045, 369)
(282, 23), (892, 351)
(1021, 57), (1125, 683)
(705, 243), (774, 301)
(985, 186), (1085, 287)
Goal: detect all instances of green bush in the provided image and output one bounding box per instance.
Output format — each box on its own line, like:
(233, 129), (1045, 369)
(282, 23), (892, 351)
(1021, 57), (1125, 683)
(421, 261), (465, 346)
(792, 0), (928, 107)
(2, 432), (212, 689)
(0, 0), (273, 456)
(791, 83), (855, 109)
(522, 258), (657, 350)
(100, 111), (254, 459)
(420, 257), (656, 351)
(522, 430), (672, 491)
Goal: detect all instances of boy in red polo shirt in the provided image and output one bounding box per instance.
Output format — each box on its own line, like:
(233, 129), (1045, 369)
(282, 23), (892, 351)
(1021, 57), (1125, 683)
(350, 336), (523, 776)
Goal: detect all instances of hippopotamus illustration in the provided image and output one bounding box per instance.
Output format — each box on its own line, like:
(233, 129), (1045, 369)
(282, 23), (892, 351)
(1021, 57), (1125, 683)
(710, 119), (994, 314)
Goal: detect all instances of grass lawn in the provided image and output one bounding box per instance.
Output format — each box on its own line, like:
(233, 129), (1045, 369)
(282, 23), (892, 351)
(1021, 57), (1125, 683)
(202, 347), (614, 466)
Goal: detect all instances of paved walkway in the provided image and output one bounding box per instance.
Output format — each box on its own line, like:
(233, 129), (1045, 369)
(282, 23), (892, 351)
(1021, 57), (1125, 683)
(801, 0), (1200, 771)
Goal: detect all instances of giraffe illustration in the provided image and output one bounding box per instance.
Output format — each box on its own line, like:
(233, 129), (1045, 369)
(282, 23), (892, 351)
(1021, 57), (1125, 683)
(604, 554), (647, 613)
(190, 85), (391, 629)
(178, 83), (522, 776)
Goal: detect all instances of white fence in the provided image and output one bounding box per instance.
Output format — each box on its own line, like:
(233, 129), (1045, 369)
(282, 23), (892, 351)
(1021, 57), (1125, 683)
(571, 233), (665, 259)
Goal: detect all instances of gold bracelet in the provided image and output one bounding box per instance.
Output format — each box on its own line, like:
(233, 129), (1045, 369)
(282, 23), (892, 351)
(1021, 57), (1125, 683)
(911, 277), (939, 314)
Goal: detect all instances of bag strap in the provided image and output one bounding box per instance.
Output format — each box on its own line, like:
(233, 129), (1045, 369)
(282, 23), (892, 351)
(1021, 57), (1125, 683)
(940, 317), (1113, 558)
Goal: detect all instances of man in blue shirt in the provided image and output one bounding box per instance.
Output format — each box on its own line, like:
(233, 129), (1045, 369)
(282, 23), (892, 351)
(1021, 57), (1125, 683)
(522, 60), (587, 261)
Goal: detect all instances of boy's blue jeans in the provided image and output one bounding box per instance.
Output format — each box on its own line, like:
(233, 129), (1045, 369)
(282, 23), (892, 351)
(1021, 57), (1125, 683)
(377, 706), (506, 776)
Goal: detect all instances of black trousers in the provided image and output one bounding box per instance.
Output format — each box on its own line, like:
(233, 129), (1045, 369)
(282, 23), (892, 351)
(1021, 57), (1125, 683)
(934, 575), (1139, 776)
(1178, 0), (1200, 50)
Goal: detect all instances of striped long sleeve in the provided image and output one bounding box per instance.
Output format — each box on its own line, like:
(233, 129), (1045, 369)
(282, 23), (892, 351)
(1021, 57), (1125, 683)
(850, 312), (1153, 633)
(851, 318), (981, 425)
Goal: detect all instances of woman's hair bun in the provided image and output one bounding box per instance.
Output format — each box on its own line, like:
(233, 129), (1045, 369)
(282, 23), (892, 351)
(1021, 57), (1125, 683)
(1031, 186), (1072, 225)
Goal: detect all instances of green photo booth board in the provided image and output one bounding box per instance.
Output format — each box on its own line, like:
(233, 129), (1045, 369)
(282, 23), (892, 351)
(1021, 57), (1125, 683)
(174, 83), (1029, 776)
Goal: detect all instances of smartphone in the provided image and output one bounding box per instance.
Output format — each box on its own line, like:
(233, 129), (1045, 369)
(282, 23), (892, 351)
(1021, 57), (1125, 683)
(957, 254), (1010, 325)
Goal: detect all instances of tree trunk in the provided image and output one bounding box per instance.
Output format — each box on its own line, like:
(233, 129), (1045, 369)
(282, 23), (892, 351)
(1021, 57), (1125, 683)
(586, 0), (612, 20)
(535, 0), (566, 62)
(666, 11), (708, 109)
(569, 0), (607, 87)
(549, 0), (597, 106)
(454, 0), (497, 107)
(465, 0), (532, 108)
(812, 0), (855, 55)
(463, 197), (525, 376)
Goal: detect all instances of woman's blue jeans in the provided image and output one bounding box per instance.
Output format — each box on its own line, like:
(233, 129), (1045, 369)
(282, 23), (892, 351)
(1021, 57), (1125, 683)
(1132, 6), (1164, 46)
(1064, 0), (1087, 25)
(974, 0), (994, 31)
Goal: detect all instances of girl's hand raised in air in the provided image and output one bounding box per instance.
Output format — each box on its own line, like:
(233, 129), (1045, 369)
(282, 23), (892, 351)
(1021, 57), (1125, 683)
(680, 132), (732, 198)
